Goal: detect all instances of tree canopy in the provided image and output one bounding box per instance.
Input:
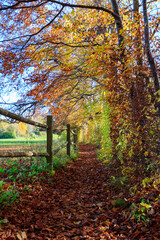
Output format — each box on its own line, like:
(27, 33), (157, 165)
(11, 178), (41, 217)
(0, 0), (159, 164)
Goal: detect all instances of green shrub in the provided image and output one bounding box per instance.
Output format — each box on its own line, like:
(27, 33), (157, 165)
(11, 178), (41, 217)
(0, 127), (16, 139)
(98, 102), (113, 162)
(0, 181), (19, 208)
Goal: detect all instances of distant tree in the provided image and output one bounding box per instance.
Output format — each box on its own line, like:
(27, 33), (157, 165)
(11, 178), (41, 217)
(0, 121), (16, 139)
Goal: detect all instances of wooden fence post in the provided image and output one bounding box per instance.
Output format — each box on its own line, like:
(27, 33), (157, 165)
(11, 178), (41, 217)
(67, 124), (71, 156)
(47, 115), (53, 167)
(73, 130), (77, 151)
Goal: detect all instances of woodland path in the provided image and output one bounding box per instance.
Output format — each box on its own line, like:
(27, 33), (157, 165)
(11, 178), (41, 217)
(0, 143), (159, 240)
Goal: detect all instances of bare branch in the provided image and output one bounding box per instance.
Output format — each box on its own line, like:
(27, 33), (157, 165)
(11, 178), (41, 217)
(21, 6), (64, 49)
(150, 19), (160, 40)
(49, 0), (119, 20)
(0, 0), (119, 20)
(0, 1), (48, 10)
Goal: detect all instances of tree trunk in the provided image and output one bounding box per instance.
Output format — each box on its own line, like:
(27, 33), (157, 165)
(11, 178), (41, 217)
(142, 0), (160, 155)
(110, 0), (124, 59)
(142, 0), (160, 116)
(133, 0), (147, 163)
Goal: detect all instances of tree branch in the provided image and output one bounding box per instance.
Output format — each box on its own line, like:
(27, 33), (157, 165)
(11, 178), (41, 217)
(0, 0), (119, 21)
(21, 6), (64, 49)
(49, 0), (119, 20)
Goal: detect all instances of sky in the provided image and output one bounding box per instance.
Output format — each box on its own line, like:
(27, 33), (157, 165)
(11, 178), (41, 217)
(2, 91), (19, 103)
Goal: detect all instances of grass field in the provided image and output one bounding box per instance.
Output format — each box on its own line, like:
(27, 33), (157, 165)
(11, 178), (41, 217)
(0, 134), (59, 146)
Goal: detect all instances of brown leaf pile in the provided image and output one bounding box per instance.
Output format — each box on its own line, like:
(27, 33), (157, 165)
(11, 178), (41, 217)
(0, 143), (160, 239)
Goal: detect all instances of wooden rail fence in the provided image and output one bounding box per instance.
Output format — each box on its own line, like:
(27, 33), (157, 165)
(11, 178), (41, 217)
(0, 107), (77, 168)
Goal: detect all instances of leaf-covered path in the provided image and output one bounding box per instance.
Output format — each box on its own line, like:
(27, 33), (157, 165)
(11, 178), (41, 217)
(0, 143), (160, 239)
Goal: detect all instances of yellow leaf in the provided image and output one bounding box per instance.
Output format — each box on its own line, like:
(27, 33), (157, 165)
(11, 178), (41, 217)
(140, 203), (151, 209)
(144, 151), (148, 157)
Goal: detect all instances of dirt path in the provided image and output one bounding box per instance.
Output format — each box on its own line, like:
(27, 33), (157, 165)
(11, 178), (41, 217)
(0, 143), (159, 239)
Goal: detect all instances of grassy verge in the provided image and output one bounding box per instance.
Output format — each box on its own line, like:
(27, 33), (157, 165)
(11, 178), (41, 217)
(0, 136), (78, 208)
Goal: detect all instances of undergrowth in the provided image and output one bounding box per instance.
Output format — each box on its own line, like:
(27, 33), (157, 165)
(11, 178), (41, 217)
(97, 147), (160, 225)
(0, 143), (78, 208)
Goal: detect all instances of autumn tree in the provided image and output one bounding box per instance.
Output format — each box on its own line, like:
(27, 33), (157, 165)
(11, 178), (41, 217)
(0, 0), (159, 166)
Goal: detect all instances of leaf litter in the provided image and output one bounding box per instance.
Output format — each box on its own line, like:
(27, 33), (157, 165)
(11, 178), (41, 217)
(0, 143), (160, 239)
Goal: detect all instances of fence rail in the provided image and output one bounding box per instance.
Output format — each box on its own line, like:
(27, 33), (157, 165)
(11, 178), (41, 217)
(0, 151), (49, 157)
(0, 107), (78, 168)
(53, 142), (68, 155)
(0, 107), (47, 129)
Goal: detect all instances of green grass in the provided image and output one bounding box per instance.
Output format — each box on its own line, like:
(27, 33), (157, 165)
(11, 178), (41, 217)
(0, 134), (59, 145)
